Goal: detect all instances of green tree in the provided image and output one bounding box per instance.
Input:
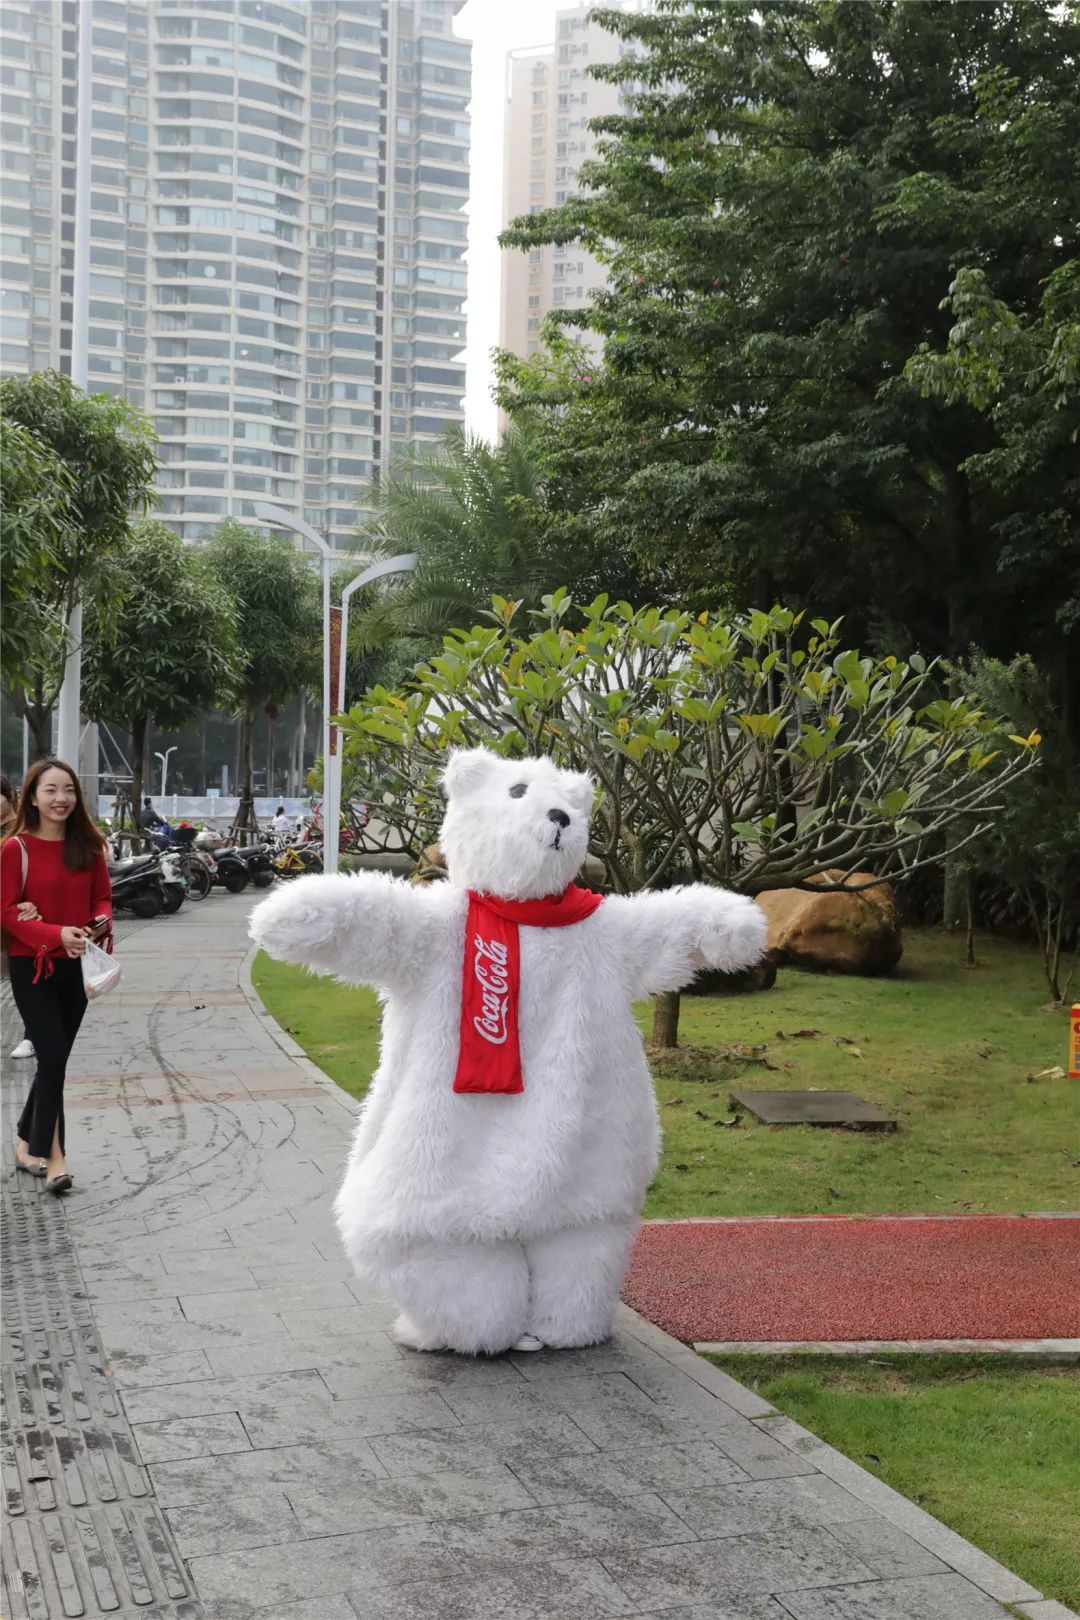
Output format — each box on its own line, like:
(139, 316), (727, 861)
(497, 1), (1080, 685)
(203, 522), (320, 836)
(0, 418), (76, 696)
(338, 594), (1036, 1045)
(0, 371), (158, 756)
(951, 650), (1078, 1004)
(81, 521), (240, 835)
(348, 424), (646, 653)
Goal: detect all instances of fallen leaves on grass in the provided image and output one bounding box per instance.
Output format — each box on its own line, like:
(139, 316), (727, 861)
(1027, 1066), (1066, 1082)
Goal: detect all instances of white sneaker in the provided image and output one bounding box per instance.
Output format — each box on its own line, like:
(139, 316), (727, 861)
(511, 1333), (545, 1353)
(10, 1039), (34, 1059)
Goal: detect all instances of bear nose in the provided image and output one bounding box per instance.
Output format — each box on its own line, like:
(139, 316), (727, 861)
(547, 808), (570, 829)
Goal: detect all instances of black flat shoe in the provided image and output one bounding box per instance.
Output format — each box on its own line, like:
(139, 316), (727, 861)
(45, 1173), (73, 1195)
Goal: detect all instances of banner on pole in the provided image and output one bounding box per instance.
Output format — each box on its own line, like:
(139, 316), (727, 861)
(329, 605), (342, 755)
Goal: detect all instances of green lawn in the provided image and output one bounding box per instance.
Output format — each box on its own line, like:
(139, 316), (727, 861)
(707, 1353), (1080, 1610)
(253, 928), (1077, 1218)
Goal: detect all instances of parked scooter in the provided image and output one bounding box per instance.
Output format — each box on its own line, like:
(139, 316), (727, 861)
(107, 849), (168, 918)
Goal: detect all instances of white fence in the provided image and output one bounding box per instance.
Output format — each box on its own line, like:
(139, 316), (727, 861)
(97, 795), (311, 828)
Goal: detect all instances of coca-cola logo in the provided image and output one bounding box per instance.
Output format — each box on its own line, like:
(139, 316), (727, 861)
(472, 933), (509, 1045)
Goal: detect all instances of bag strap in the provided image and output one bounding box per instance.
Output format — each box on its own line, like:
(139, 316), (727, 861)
(15, 836), (27, 897)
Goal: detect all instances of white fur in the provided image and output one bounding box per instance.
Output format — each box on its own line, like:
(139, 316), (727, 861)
(249, 746), (767, 1355)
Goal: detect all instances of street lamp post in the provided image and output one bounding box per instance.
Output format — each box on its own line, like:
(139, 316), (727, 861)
(254, 503), (335, 869)
(154, 746), (178, 798)
(328, 552), (418, 875)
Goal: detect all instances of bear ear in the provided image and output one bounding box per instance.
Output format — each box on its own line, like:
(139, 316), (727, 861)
(442, 746), (496, 798)
(567, 770), (596, 818)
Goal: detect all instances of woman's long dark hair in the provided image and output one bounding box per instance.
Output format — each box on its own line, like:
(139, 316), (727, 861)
(6, 758), (106, 872)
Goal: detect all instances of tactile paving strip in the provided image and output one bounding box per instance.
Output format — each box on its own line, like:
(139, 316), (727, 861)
(2, 1023), (204, 1619)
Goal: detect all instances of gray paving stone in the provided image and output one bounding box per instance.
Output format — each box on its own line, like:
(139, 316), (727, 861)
(621, 1603), (789, 1620)
(775, 1572), (1016, 1619)
(121, 1368), (327, 1426)
(602, 1525), (876, 1605)
(345, 1555), (636, 1619)
(148, 1439), (388, 1508)
(131, 1412), (253, 1464)
(280, 1304), (401, 1347)
(199, 1599), (357, 1620)
(506, 1440), (748, 1506)
(204, 1332), (403, 1379)
(438, 1368), (655, 1426)
(318, 1352), (525, 1401)
(176, 1281), (354, 1324)
(108, 1348), (216, 1389)
(432, 1492), (698, 1570)
(164, 1489), (304, 1557)
(371, 1413), (598, 1476)
(287, 1461), (536, 1534)
(662, 1475), (877, 1538)
(188, 1521), (461, 1608)
(826, 1519), (953, 1579)
(1014, 1604), (1080, 1620)
(239, 1387), (462, 1448)
(709, 1415), (821, 1479)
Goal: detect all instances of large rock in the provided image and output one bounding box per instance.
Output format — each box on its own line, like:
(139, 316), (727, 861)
(757, 870), (902, 975)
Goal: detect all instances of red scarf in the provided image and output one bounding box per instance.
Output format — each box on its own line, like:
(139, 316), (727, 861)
(454, 885), (603, 1095)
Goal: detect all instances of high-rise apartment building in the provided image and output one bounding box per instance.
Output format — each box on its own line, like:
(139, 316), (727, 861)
(0, 0), (470, 547)
(499, 2), (633, 364)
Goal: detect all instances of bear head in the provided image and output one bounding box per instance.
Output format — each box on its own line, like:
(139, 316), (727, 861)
(439, 747), (594, 900)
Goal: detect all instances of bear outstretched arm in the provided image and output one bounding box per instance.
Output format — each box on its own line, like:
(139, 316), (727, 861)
(249, 871), (437, 991)
(603, 885), (769, 1000)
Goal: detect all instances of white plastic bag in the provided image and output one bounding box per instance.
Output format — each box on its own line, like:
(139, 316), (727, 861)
(81, 938), (122, 999)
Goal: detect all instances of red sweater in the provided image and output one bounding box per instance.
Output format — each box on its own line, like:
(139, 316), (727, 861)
(1, 834), (112, 975)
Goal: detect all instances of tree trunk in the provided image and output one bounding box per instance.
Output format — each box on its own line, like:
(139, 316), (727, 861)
(298, 691), (307, 792)
(200, 713), (208, 795)
(651, 990), (681, 1050)
(11, 675), (52, 760)
(964, 868), (975, 966)
(130, 712), (147, 852)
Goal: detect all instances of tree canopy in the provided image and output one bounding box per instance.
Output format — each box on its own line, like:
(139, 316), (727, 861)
(82, 520), (240, 823)
(203, 521), (320, 826)
(0, 371), (158, 753)
(348, 424), (648, 653)
(497, 0), (1080, 696)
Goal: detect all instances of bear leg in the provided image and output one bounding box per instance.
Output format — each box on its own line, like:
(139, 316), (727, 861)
(524, 1219), (637, 1349)
(381, 1237), (530, 1356)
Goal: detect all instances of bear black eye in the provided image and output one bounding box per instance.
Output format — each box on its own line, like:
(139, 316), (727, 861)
(508, 782), (528, 799)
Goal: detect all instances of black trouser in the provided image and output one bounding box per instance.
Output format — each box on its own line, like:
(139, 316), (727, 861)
(8, 957), (86, 1158)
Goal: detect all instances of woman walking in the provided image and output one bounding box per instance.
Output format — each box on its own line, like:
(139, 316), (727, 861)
(1, 758), (112, 1193)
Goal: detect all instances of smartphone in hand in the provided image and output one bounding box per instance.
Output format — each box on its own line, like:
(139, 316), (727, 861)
(87, 915), (111, 940)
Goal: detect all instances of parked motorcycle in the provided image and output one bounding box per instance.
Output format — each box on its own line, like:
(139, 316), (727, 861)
(107, 850), (167, 918)
(159, 850), (187, 914)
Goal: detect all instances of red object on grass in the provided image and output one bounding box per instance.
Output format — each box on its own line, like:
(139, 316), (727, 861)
(622, 1215), (1080, 1343)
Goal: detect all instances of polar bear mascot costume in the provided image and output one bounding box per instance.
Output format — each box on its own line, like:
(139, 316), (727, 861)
(250, 746), (767, 1356)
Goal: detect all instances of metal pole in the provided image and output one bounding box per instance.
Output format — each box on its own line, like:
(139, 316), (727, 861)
(321, 549), (336, 873)
(328, 553), (419, 873)
(252, 503), (338, 871)
(57, 0), (93, 773)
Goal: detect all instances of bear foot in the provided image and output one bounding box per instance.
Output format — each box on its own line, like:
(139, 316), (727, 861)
(391, 1311), (447, 1352)
(510, 1333), (545, 1353)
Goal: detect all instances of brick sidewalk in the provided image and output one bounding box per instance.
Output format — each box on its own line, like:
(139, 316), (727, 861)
(1, 893), (1068, 1619)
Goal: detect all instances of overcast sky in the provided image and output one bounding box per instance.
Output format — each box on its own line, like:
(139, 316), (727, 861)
(454, 0), (567, 440)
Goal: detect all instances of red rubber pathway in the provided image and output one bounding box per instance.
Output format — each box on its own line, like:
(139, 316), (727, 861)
(622, 1214), (1080, 1344)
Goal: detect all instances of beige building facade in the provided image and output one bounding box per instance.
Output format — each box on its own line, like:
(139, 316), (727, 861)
(499, 2), (635, 367)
